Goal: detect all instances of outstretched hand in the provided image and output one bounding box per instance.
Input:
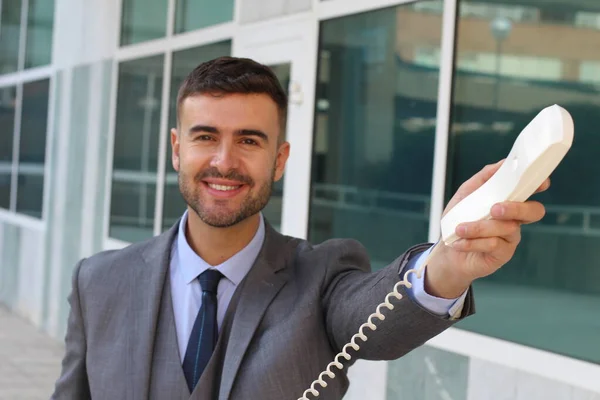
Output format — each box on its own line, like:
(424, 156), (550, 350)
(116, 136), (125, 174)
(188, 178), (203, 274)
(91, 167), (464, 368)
(424, 160), (549, 299)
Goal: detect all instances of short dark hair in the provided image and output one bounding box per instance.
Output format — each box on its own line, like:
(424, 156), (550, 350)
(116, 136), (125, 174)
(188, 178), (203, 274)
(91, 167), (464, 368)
(176, 56), (288, 143)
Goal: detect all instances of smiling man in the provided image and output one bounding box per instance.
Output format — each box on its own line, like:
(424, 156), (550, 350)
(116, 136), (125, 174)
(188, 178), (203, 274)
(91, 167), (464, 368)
(51, 57), (548, 400)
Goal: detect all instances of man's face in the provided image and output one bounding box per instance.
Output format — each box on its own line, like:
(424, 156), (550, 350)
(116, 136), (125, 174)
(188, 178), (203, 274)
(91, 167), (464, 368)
(171, 93), (289, 228)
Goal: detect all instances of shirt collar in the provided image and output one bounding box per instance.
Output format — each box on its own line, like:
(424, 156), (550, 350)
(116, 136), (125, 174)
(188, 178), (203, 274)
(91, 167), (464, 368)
(176, 209), (266, 286)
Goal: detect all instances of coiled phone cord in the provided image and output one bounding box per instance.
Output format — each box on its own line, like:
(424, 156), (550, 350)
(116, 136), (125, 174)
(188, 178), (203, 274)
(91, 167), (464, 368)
(298, 242), (442, 400)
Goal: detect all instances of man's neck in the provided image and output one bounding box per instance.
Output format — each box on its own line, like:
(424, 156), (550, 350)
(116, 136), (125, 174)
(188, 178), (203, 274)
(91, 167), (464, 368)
(185, 209), (261, 266)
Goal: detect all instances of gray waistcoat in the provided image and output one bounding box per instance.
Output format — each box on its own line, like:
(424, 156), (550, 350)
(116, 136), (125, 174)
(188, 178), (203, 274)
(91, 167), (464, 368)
(149, 272), (243, 399)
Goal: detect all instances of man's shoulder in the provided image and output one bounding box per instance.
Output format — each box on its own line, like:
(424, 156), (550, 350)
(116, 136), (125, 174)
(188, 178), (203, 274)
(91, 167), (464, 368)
(294, 236), (367, 256)
(288, 235), (371, 272)
(76, 231), (174, 285)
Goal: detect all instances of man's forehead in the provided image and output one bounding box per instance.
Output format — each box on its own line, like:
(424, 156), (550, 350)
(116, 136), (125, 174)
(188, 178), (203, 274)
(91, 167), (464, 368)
(178, 93), (281, 137)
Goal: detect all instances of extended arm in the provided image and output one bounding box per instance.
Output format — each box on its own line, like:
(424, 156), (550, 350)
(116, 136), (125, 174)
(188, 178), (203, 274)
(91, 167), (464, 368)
(319, 239), (474, 361)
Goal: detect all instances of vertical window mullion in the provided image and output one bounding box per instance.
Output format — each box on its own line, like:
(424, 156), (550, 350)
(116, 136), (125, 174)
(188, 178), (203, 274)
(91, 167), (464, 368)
(153, 49), (172, 236)
(428, 0), (458, 243)
(153, 0), (176, 236)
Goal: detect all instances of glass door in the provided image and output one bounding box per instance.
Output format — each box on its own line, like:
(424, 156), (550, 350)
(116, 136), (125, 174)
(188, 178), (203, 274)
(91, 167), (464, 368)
(233, 15), (318, 238)
(259, 63), (291, 232)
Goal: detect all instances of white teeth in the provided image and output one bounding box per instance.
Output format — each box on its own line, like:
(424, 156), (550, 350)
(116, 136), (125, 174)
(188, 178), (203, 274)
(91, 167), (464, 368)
(208, 183), (240, 191)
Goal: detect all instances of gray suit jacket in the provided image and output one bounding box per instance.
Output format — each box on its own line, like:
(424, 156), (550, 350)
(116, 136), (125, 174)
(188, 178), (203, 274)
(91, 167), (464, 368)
(51, 219), (474, 400)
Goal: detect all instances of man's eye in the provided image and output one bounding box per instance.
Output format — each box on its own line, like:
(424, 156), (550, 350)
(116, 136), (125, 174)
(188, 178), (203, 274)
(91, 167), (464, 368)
(241, 138), (258, 145)
(198, 135), (213, 141)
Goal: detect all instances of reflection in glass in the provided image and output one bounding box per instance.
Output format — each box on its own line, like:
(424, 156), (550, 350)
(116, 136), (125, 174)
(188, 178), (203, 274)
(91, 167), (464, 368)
(0, 87), (17, 209)
(16, 79), (50, 217)
(120, 0), (168, 46)
(110, 55), (164, 242)
(16, 173), (44, 217)
(387, 345), (469, 399)
(449, 0), (600, 364)
(261, 63), (290, 232)
(24, 0), (55, 69)
(0, 0), (22, 74)
(162, 41), (232, 232)
(174, 0), (234, 34)
(309, 2), (443, 269)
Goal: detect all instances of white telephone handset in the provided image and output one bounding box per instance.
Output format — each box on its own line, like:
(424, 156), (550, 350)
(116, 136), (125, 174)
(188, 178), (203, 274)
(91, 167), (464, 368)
(298, 104), (574, 400)
(440, 104), (574, 245)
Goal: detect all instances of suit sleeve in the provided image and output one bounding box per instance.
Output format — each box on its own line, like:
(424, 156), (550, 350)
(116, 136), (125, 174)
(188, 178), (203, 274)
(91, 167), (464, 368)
(320, 239), (475, 361)
(50, 259), (91, 400)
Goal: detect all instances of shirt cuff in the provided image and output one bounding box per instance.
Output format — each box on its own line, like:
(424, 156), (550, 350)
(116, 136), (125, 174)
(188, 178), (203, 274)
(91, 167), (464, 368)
(405, 244), (468, 319)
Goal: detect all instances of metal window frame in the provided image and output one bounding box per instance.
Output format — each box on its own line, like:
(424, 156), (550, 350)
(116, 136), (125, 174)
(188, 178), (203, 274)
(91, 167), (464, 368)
(0, 0), (54, 229)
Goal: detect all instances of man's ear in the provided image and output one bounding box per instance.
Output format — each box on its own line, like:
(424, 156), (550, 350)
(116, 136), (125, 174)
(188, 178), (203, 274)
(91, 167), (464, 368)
(274, 141), (290, 182)
(171, 128), (180, 171)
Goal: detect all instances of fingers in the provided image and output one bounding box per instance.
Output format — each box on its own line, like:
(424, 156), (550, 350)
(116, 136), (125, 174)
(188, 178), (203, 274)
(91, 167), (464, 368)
(444, 164), (550, 262)
(451, 199), (544, 254)
(456, 219), (521, 243)
(451, 236), (510, 254)
(443, 160), (506, 216)
(534, 178), (551, 194)
(458, 160), (505, 196)
(444, 160), (551, 224)
(490, 201), (546, 224)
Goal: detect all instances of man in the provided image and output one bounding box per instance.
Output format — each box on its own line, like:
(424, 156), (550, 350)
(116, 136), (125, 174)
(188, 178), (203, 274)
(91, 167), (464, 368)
(51, 56), (548, 400)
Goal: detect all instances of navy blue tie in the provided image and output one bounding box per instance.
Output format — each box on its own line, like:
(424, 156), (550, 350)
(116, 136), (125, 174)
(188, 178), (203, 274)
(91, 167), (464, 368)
(183, 269), (223, 392)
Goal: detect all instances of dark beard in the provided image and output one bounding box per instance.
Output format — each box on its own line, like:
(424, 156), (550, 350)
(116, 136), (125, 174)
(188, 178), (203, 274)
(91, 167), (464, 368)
(178, 165), (275, 228)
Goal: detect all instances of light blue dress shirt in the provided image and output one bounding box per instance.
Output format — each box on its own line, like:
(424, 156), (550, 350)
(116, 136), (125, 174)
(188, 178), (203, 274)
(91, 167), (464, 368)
(407, 243), (469, 319)
(170, 210), (265, 362)
(170, 210), (466, 362)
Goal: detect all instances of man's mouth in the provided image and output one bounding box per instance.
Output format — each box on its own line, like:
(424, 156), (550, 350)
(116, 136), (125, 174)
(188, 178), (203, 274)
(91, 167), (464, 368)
(207, 183), (242, 192)
(202, 179), (247, 198)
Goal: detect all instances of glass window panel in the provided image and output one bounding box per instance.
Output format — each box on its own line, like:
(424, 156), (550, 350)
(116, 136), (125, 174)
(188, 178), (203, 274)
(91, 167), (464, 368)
(239, 0), (311, 24)
(450, 0), (600, 364)
(0, 0), (22, 74)
(16, 78), (50, 217)
(15, 173), (43, 217)
(174, 0), (234, 34)
(308, 2), (443, 269)
(162, 41), (232, 232)
(579, 61), (600, 84)
(120, 0), (168, 46)
(110, 55), (164, 242)
(24, 0), (54, 69)
(387, 345), (469, 399)
(0, 86), (17, 209)
(261, 63), (290, 232)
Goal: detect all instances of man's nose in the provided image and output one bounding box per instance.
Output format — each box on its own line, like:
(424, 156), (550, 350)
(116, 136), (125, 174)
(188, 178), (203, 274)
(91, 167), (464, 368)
(209, 141), (240, 174)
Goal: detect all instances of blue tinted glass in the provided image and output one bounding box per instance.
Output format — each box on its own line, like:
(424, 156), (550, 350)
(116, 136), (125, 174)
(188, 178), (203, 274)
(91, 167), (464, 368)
(174, 0), (234, 34)
(309, 2), (443, 269)
(16, 79), (50, 218)
(0, 0), (22, 74)
(120, 0), (168, 46)
(0, 86), (16, 209)
(24, 0), (55, 68)
(110, 55), (164, 242)
(450, 0), (600, 364)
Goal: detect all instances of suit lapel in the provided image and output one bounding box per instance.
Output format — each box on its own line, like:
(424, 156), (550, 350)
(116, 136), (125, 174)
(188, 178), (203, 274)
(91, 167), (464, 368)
(127, 221), (180, 400)
(219, 223), (296, 400)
